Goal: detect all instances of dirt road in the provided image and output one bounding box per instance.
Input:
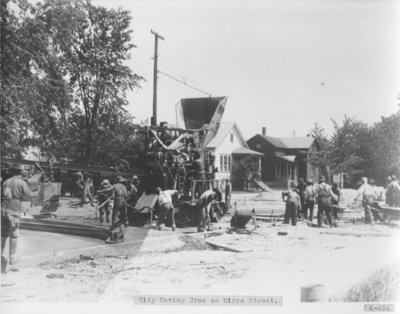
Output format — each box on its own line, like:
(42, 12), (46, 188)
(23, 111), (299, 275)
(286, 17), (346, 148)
(1, 190), (399, 304)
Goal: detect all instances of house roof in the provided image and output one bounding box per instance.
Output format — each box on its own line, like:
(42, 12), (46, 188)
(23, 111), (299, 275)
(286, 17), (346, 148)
(232, 147), (264, 156)
(206, 121), (248, 148)
(258, 135), (315, 149)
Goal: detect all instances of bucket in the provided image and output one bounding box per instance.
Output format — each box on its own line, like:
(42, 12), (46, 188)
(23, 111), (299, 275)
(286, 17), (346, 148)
(1, 258), (8, 274)
(300, 284), (326, 302)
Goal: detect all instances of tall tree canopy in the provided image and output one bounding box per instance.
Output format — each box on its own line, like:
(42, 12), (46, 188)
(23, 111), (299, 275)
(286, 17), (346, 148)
(40, 0), (142, 162)
(309, 112), (400, 185)
(1, 0), (143, 165)
(0, 0), (70, 158)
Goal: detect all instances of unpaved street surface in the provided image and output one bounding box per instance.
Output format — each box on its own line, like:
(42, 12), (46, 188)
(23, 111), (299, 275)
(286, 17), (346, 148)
(1, 190), (400, 303)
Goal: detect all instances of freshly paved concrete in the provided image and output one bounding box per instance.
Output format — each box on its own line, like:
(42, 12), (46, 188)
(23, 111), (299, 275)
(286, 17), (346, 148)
(4, 230), (104, 260)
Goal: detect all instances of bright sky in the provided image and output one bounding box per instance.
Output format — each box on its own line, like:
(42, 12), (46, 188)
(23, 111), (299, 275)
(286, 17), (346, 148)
(93, 0), (399, 139)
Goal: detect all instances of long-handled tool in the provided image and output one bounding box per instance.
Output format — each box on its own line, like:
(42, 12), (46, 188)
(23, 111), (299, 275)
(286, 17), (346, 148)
(105, 206), (155, 244)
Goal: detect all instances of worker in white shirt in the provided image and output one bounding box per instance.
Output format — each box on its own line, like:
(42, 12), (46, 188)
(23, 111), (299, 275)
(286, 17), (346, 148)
(354, 177), (376, 225)
(155, 188), (178, 231)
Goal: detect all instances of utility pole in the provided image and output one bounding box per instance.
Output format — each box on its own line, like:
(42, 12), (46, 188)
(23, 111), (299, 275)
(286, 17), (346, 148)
(151, 29), (165, 126)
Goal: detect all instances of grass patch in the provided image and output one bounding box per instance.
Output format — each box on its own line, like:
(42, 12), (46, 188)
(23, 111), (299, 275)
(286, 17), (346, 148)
(342, 262), (400, 302)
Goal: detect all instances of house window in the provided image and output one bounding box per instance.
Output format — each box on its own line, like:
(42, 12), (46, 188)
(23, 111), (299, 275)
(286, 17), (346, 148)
(230, 133), (234, 143)
(220, 154), (232, 172)
(256, 143), (261, 150)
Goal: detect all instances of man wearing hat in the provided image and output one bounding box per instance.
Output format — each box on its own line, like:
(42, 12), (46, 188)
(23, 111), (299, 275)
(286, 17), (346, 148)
(316, 175), (337, 228)
(282, 182), (301, 226)
(127, 175), (140, 206)
(303, 179), (316, 221)
(354, 177), (377, 224)
(126, 175), (140, 225)
(386, 176), (400, 207)
(97, 179), (112, 224)
(98, 175), (128, 226)
(1, 166), (38, 268)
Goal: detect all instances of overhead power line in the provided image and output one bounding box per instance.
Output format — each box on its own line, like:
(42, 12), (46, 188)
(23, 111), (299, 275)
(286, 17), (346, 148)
(158, 70), (212, 97)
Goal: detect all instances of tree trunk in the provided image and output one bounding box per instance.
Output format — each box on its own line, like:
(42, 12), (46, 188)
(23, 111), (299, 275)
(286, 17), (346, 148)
(85, 125), (93, 163)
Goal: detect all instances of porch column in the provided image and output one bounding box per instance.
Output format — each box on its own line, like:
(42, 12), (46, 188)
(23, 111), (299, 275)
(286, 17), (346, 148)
(286, 163), (289, 179)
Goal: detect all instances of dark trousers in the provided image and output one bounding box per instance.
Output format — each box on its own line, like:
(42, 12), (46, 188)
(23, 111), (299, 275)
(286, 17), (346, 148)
(197, 199), (209, 231)
(317, 202), (335, 227)
(98, 196), (111, 223)
(1, 210), (19, 264)
(113, 196), (127, 225)
(298, 197), (305, 217)
(157, 203), (176, 230)
(284, 200), (298, 226)
(363, 197), (375, 224)
(304, 200), (315, 221)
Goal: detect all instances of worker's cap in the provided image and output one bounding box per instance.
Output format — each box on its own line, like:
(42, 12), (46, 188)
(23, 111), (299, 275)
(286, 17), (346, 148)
(20, 170), (29, 181)
(306, 179), (313, 185)
(115, 175), (126, 183)
(289, 182), (297, 189)
(361, 177), (368, 184)
(391, 175), (397, 181)
(155, 187), (162, 194)
(319, 175), (326, 182)
(132, 175), (139, 180)
(101, 179), (111, 187)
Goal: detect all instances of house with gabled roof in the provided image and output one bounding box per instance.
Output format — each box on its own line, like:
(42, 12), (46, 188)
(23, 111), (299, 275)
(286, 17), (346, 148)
(247, 128), (320, 187)
(175, 97), (263, 190)
(203, 121), (263, 189)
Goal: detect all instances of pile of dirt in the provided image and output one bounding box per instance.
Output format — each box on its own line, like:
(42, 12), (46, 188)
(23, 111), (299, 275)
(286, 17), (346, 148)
(338, 188), (362, 210)
(180, 234), (212, 251)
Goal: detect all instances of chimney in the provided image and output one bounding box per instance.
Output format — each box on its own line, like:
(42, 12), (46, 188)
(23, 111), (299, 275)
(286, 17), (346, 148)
(292, 130), (296, 137)
(262, 126), (267, 136)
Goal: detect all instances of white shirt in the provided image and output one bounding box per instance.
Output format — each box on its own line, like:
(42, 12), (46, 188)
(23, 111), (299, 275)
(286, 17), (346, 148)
(158, 190), (178, 205)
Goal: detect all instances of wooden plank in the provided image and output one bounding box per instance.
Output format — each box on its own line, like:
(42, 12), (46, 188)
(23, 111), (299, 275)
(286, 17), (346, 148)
(320, 231), (391, 237)
(20, 218), (106, 230)
(205, 240), (247, 253)
(20, 220), (107, 240)
(379, 205), (400, 212)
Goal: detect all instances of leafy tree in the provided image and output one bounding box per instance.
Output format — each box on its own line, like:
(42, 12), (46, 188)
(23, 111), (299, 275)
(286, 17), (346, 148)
(0, 0), (70, 158)
(367, 113), (400, 184)
(309, 117), (371, 185)
(329, 116), (369, 181)
(39, 0), (143, 162)
(308, 123), (332, 181)
(1, 0), (143, 166)
(309, 113), (399, 186)
(232, 156), (260, 189)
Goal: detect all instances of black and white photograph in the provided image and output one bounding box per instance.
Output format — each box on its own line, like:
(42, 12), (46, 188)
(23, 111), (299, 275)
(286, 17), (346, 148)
(1, 0), (399, 313)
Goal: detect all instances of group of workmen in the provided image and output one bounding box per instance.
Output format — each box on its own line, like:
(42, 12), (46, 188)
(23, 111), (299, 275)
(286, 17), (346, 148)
(3, 163), (399, 271)
(79, 171), (230, 233)
(282, 175), (400, 227)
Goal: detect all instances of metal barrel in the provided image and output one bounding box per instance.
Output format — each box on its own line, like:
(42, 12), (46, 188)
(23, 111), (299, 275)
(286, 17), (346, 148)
(300, 284), (326, 302)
